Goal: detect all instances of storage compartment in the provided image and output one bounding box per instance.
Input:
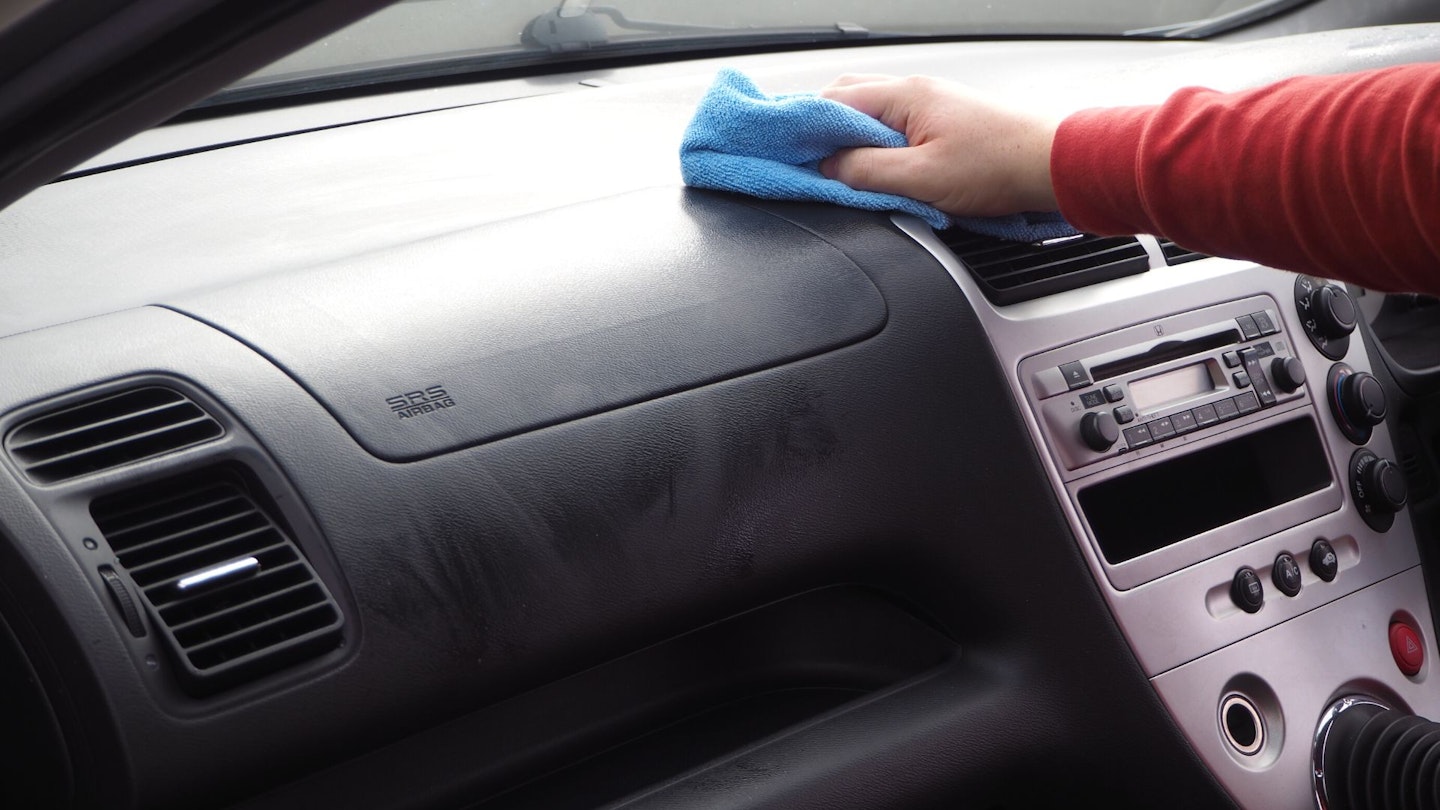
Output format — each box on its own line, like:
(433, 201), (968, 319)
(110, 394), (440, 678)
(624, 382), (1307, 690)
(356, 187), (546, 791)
(1079, 417), (1332, 564)
(235, 586), (957, 810)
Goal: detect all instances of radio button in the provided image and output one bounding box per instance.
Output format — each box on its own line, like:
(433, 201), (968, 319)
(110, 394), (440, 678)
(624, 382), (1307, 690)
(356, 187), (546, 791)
(1079, 390), (1106, 409)
(1192, 403), (1220, 427)
(1223, 351), (1242, 368)
(1239, 349), (1278, 405)
(1122, 424), (1153, 448)
(1103, 384), (1125, 403)
(1252, 341), (1275, 358)
(1172, 410), (1199, 434)
(1233, 371), (1251, 388)
(1234, 392), (1262, 414)
(1252, 311), (1279, 335)
(1113, 405), (1135, 424)
(1236, 314), (1263, 341)
(1214, 399), (1241, 421)
(1059, 361), (1091, 390)
(1148, 416), (1177, 440)
(1272, 553), (1303, 597)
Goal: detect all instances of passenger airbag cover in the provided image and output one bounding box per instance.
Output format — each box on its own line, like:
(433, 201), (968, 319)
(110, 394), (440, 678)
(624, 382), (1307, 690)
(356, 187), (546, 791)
(170, 189), (886, 460)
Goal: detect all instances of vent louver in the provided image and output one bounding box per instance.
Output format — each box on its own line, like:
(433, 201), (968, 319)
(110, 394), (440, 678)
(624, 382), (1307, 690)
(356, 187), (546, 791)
(6, 387), (223, 484)
(1157, 238), (1208, 265)
(939, 230), (1149, 305)
(91, 471), (343, 694)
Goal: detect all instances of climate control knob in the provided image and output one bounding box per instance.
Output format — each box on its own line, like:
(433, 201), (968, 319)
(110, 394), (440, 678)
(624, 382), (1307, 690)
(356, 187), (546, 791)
(1351, 449), (1408, 532)
(1295, 276), (1354, 360)
(1080, 410), (1119, 452)
(1308, 284), (1358, 339)
(1270, 356), (1306, 393)
(1328, 364), (1387, 444)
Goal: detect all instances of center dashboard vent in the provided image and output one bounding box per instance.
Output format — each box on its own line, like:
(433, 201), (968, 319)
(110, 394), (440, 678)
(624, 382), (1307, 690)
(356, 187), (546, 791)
(1157, 238), (1208, 265)
(939, 229), (1150, 305)
(91, 470), (343, 694)
(5, 387), (223, 484)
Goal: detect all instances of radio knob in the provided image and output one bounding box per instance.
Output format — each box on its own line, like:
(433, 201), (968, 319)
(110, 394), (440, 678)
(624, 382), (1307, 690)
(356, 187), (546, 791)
(1080, 411), (1119, 452)
(1270, 356), (1306, 393)
(1340, 371), (1387, 427)
(1309, 284), (1358, 339)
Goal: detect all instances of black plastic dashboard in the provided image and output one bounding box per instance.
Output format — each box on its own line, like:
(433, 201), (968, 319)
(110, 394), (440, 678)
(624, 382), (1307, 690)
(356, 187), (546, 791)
(3, 16), (1440, 810)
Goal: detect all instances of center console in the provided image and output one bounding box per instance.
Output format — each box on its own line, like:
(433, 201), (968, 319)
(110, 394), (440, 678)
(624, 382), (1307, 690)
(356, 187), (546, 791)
(899, 218), (1434, 810)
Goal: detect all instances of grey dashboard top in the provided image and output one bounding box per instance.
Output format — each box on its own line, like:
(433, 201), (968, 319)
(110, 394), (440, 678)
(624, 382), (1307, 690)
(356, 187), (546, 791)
(4, 25), (1440, 339)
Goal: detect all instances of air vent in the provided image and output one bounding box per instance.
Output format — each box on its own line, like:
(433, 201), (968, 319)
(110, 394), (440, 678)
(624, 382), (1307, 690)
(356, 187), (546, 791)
(6, 387), (223, 484)
(939, 230), (1149, 305)
(1157, 237), (1208, 265)
(91, 470), (343, 694)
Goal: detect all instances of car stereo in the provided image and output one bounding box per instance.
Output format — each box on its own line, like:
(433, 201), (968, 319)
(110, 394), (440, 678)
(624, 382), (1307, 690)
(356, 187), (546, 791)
(1018, 295), (1342, 590)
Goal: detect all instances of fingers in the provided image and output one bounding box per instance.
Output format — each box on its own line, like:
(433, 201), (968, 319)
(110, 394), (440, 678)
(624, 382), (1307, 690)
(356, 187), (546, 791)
(821, 73), (895, 90)
(820, 80), (913, 133)
(820, 145), (931, 201)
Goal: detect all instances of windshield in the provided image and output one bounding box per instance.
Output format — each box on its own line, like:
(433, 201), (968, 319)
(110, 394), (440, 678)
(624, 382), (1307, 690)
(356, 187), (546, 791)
(211, 0), (1312, 108)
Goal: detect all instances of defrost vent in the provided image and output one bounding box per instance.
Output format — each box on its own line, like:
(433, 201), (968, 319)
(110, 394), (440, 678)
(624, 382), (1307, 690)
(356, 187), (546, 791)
(91, 471), (343, 694)
(939, 230), (1149, 305)
(5, 387), (223, 483)
(1157, 237), (1207, 265)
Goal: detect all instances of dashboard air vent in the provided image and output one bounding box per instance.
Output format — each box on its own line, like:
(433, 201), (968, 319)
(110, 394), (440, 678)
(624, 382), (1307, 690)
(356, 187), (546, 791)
(1157, 238), (1208, 265)
(940, 230), (1149, 305)
(91, 470), (343, 694)
(5, 387), (223, 484)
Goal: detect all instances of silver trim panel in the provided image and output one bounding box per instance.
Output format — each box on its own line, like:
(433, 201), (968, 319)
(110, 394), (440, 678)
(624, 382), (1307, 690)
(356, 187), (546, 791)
(896, 215), (1428, 808)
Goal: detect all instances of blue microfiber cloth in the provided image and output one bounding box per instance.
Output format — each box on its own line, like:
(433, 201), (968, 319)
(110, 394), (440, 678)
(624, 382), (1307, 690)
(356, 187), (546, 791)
(680, 68), (1078, 242)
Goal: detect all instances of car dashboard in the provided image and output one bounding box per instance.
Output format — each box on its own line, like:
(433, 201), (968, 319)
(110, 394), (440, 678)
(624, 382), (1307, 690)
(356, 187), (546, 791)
(3, 19), (1440, 810)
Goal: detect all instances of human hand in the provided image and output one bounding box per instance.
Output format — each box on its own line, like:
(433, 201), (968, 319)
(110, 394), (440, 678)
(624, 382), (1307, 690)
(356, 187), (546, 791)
(819, 75), (1060, 217)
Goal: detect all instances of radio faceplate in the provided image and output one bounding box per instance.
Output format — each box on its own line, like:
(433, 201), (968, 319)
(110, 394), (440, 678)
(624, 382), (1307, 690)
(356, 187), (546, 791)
(1018, 295), (1342, 590)
(1022, 296), (1308, 481)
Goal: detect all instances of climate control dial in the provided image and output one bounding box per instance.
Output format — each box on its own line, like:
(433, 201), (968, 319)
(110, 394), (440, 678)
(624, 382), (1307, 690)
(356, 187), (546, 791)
(1294, 275), (1354, 360)
(1350, 448), (1408, 532)
(1327, 363), (1387, 445)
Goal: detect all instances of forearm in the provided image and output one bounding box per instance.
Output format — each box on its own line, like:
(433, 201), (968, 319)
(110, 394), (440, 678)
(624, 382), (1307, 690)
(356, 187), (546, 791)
(1051, 64), (1440, 295)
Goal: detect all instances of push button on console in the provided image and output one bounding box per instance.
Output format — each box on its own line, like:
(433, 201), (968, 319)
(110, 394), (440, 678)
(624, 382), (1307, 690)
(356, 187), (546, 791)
(1103, 384), (1125, 403)
(1234, 391), (1262, 414)
(1236, 314), (1262, 341)
(1079, 390), (1106, 409)
(1390, 623), (1424, 677)
(1309, 538), (1338, 582)
(1122, 424), (1153, 448)
(1192, 403), (1220, 427)
(1231, 567), (1264, 614)
(1214, 399), (1240, 421)
(1059, 361), (1091, 390)
(1148, 416), (1176, 441)
(1172, 410), (1198, 434)
(1272, 552), (1302, 597)
(1251, 311), (1279, 335)
(1113, 405), (1135, 424)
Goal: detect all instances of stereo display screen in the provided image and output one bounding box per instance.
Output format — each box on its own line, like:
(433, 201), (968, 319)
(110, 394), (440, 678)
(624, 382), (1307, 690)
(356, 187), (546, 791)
(1079, 417), (1332, 564)
(1129, 361), (1216, 413)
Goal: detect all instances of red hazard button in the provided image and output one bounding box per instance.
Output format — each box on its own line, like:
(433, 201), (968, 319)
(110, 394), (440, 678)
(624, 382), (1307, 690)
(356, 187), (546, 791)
(1390, 623), (1424, 677)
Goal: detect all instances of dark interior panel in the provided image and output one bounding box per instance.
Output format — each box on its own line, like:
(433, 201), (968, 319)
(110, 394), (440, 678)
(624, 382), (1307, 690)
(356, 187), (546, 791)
(169, 189), (887, 461)
(0, 194), (1232, 809)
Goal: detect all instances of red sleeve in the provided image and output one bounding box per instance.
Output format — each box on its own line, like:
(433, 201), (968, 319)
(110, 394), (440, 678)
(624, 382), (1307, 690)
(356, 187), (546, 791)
(1050, 63), (1440, 295)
